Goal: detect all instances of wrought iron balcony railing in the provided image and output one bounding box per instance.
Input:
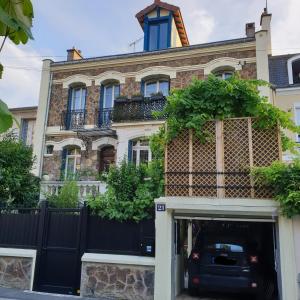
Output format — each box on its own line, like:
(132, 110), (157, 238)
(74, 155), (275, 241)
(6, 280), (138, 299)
(113, 96), (167, 123)
(61, 109), (86, 130)
(94, 108), (113, 129)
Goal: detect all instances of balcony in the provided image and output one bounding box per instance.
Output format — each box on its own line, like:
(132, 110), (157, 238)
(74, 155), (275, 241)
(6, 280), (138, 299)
(40, 181), (107, 202)
(61, 109), (86, 130)
(112, 96), (166, 123)
(60, 96), (167, 132)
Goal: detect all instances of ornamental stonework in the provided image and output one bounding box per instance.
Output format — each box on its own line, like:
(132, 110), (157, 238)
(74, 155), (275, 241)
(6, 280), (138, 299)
(0, 256), (33, 290)
(81, 262), (154, 300)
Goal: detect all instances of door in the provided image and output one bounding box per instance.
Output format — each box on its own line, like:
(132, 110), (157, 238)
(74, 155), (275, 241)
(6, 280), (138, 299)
(99, 146), (115, 172)
(34, 208), (82, 295)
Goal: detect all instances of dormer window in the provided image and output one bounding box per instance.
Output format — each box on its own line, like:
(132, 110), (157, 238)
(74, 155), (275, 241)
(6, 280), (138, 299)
(292, 59), (300, 84)
(287, 55), (300, 85)
(148, 19), (169, 51)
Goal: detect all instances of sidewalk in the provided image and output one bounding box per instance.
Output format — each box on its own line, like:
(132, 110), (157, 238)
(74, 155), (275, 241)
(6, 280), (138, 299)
(0, 287), (109, 300)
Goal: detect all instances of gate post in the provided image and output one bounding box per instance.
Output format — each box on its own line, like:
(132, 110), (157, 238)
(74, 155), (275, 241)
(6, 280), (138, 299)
(33, 200), (48, 290)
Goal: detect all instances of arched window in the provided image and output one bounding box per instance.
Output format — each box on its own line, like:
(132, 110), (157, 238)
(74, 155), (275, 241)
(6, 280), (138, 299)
(212, 67), (235, 80)
(129, 139), (152, 165)
(62, 146), (81, 179)
(143, 78), (169, 97)
(68, 85), (86, 111)
(102, 82), (120, 109)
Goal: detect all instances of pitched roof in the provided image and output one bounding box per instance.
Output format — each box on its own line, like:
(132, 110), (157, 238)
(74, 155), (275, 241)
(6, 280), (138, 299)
(136, 0), (189, 47)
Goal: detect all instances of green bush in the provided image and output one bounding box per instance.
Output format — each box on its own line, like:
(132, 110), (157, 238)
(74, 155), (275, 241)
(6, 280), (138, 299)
(0, 133), (40, 208)
(252, 160), (300, 217)
(87, 160), (162, 222)
(46, 180), (79, 208)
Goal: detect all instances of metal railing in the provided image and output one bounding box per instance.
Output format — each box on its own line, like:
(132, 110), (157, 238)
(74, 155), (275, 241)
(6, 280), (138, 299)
(94, 108), (113, 129)
(113, 96), (167, 122)
(61, 109), (86, 130)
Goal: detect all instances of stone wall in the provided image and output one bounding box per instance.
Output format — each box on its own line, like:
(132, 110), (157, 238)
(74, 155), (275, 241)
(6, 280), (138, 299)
(0, 256), (33, 290)
(81, 262), (154, 300)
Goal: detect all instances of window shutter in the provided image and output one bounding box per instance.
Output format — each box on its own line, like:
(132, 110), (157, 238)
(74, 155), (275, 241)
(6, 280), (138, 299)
(66, 88), (73, 130)
(60, 148), (67, 180)
(99, 85), (104, 127)
(140, 80), (145, 96)
(128, 140), (133, 162)
(20, 119), (28, 144)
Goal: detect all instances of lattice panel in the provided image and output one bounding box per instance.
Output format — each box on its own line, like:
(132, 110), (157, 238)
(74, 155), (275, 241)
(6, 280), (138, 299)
(165, 173), (189, 196)
(254, 186), (274, 199)
(252, 120), (280, 167)
(166, 131), (189, 172)
(223, 118), (251, 197)
(193, 121), (217, 197)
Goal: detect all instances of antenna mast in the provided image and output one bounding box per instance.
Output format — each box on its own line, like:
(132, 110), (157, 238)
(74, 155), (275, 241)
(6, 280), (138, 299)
(129, 37), (143, 52)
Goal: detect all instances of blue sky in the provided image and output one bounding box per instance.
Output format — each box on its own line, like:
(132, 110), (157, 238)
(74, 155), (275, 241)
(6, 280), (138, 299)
(0, 0), (299, 108)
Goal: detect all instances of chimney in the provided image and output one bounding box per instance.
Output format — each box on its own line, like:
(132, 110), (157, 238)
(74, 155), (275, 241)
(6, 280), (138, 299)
(245, 22), (255, 38)
(67, 47), (83, 61)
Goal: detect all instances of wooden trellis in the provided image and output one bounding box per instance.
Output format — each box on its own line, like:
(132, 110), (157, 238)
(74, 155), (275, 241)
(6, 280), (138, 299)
(165, 117), (282, 199)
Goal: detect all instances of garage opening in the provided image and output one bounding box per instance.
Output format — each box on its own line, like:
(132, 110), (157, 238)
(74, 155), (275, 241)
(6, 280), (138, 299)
(174, 218), (279, 300)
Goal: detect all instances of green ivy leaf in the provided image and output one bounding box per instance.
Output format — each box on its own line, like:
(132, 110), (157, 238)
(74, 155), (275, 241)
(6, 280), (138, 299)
(0, 63), (3, 78)
(0, 99), (13, 133)
(0, 0), (34, 45)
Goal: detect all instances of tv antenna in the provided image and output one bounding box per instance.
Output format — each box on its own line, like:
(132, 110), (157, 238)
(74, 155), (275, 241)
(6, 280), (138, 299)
(129, 36), (143, 52)
(265, 0), (268, 12)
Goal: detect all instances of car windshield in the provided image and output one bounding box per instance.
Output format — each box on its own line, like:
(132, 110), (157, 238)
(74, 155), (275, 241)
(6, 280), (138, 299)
(206, 243), (244, 253)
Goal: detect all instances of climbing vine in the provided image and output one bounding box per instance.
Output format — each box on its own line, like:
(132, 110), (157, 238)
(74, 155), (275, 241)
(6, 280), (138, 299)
(159, 74), (300, 150)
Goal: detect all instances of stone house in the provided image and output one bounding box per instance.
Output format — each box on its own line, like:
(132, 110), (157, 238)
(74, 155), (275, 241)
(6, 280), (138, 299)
(34, 1), (271, 198)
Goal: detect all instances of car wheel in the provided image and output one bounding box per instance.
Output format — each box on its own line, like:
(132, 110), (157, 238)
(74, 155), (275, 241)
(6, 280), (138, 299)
(188, 287), (198, 297)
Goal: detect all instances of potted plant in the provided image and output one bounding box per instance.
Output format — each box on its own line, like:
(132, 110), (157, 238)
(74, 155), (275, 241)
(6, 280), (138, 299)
(150, 91), (164, 100)
(131, 93), (144, 101)
(115, 95), (128, 103)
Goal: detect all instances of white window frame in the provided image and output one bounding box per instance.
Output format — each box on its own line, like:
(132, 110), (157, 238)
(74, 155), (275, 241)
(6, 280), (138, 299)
(294, 104), (300, 143)
(103, 84), (120, 108)
(65, 147), (81, 179)
(144, 80), (169, 97)
(71, 87), (86, 111)
(214, 71), (234, 80)
(132, 140), (152, 166)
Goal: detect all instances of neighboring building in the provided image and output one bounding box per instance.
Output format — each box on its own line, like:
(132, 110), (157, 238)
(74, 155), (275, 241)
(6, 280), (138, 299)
(9, 106), (37, 146)
(269, 53), (300, 147)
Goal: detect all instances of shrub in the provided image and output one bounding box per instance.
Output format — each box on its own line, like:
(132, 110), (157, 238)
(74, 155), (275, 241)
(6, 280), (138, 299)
(47, 180), (79, 208)
(87, 160), (161, 222)
(0, 133), (40, 208)
(252, 160), (300, 217)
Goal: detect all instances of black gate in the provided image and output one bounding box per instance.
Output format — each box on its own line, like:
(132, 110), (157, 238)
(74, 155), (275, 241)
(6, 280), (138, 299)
(34, 203), (86, 295)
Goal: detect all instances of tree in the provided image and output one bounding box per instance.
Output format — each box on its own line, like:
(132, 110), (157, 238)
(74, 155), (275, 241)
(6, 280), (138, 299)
(0, 0), (34, 132)
(0, 133), (40, 207)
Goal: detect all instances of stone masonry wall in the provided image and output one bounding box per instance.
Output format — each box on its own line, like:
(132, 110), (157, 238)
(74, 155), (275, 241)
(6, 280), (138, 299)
(81, 262), (154, 300)
(0, 256), (33, 290)
(47, 49), (257, 127)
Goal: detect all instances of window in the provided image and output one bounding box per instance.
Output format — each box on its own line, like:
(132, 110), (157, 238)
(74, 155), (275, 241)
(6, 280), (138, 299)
(46, 145), (54, 155)
(64, 147), (81, 179)
(20, 119), (35, 145)
(147, 20), (169, 51)
(144, 80), (169, 97)
(103, 84), (120, 109)
(292, 60), (300, 84)
(215, 71), (234, 80)
(70, 87), (86, 110)
(132, 139), (152, 165)
(295, 107), (300, 142)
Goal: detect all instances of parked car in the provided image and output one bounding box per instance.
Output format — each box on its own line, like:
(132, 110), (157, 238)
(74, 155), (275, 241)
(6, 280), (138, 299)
(188, 226), (276, 300)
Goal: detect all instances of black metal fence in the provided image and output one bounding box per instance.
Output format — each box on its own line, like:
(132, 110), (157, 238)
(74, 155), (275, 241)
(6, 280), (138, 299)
(0, 203), (155, 257)
(61, 109), (86, 130)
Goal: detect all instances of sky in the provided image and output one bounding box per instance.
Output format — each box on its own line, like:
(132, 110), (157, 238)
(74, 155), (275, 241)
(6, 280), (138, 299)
(0, 0), (299, 108)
